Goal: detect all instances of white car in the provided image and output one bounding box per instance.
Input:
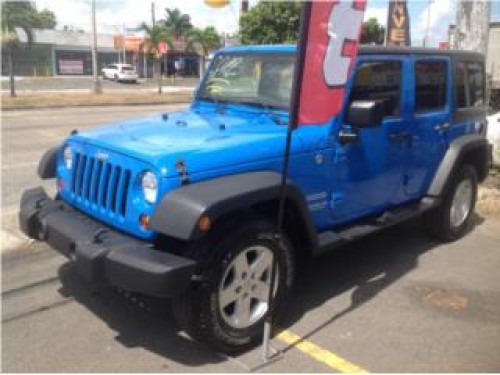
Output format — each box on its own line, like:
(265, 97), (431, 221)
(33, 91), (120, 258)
(101, 63), (138, 83)
(487, 112), (500, 167)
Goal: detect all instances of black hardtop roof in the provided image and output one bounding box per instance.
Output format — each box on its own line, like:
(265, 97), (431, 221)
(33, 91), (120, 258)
(358, 45), (484, 61)
(220, 45), (484, 62)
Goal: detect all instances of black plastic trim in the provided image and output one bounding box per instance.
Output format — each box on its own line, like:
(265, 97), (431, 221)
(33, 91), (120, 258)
(427, 134), (489, 197)
(19, 187), (196, 298)
(151, 171), (317, 245)
(316, 198), (438, 255)
(37, 147), (58, 179)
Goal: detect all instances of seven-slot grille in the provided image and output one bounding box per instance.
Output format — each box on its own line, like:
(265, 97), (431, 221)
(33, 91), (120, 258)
(71, 152), (132, 217)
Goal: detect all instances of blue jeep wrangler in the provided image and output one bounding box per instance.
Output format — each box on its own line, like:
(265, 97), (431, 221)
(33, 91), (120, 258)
(20, 45), (490, 352)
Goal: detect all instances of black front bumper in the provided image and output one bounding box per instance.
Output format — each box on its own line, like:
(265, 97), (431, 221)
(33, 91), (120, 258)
(19, 187), (196, 298)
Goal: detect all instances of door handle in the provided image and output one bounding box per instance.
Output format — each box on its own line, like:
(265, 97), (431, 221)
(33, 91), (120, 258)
(434, 122), (451, 132)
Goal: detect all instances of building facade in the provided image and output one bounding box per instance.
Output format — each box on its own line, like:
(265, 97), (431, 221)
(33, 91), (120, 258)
(1, 28), (201, 78)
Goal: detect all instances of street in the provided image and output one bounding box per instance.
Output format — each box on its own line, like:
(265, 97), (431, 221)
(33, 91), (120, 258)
(2, 106), (500, 372)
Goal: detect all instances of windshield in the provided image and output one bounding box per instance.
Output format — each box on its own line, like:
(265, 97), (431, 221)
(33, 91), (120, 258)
(197, 53), (295, 110)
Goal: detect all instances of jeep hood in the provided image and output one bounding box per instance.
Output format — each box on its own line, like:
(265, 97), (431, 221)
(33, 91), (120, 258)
(72, 108), (301, 177)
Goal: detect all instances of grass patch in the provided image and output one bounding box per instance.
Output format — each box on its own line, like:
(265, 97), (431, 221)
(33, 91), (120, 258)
(2, 91), (192, 109)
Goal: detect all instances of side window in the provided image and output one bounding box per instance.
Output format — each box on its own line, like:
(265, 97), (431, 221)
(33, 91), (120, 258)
(415, 60), (447, 113)
(455, 61), (485, 109)
(349, 60), (402, 118)
(455, 62), (468, 108)
(467, 62), (484, 107)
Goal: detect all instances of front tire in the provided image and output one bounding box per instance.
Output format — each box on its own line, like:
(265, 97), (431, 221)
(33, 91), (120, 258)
(424, 164), (478, 241)
(172, 219), (295, 354)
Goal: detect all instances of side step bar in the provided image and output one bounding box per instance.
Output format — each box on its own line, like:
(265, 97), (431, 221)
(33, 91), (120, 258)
(315, 197), (438, 255)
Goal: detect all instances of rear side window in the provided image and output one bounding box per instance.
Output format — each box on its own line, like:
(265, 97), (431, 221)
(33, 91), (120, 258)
(349, 61), (402, 118)
(455, 61), (485, 109)
(122, 66), (134, 71)
(415, 60), (447, 113)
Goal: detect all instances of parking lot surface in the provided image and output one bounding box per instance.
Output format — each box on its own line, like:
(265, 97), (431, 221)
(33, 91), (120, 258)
(2, 106), (500, 372)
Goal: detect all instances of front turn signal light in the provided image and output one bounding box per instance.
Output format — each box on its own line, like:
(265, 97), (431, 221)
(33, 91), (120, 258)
(198, 215), (211, 232)
(139, 214), (151, 229)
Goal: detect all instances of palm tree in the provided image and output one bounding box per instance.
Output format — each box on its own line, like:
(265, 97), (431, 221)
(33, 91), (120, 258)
(1, 2), (37, 97)
(186, 27), (221, 76)
(140, 23), (173, 94)
(186, 27), (221, 58)
(161, 8), (192, 38)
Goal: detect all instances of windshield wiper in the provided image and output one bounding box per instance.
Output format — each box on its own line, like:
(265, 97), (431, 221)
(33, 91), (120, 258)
(198, 95), (228, 104)
(233, 100), (288, 125)
(197, 95), (230, 112)
(232, 100), (286, 111)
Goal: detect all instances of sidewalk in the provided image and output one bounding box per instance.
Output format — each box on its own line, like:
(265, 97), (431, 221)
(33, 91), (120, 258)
(1, 76), (200, 92)
(1, 86), (194, 94)
(2, 91), (193, 110)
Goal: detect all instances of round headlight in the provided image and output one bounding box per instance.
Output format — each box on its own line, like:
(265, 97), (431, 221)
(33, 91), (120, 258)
(63, 146), (72, 169)
(142, 171), (158, 203)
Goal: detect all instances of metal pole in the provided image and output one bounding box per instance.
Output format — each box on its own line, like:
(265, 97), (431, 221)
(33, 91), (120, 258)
(91, 0), (102, 94)
(123, 23), (126, 64)
(423, 0), (432, 47)
(261, 1), (311, 362)
(151, 2), (156, 26)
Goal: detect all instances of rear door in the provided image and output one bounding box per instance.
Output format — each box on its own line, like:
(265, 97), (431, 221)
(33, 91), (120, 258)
(405, 57), (451, 198)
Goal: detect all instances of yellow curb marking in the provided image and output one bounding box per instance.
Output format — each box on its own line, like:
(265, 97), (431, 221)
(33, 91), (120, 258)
(277, 330), (368, 373)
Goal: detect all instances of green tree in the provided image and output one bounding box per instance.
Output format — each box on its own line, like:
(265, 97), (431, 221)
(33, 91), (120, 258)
(161, 8), (193, 38)
(140, 23), (173, 94)
(1, 1), (56, 97)
(186, 26), (221, 76)
(240, 1), (301, 45)
(186, 26), (221, 57)
(37, 9), (57, 29)
(360, 18), (385, 45)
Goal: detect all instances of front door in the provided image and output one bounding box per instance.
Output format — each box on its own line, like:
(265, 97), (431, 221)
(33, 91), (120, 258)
(329, 57), (410, 225)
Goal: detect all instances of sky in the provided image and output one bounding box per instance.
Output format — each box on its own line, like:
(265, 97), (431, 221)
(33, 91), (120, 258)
(33, 0), (500, 47)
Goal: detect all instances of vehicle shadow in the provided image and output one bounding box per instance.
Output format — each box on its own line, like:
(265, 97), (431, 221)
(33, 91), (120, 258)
(279, 214), (485, 348)
(56, 214), (485, 366)
(56, 265), (225, 367)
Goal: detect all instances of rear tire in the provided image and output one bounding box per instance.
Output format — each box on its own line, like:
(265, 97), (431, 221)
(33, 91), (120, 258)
(424, 164), (478, 241)
(172, 218), (295, 354)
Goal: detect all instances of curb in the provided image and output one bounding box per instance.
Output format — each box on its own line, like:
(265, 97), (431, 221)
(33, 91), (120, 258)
(3, 99), (192, 111)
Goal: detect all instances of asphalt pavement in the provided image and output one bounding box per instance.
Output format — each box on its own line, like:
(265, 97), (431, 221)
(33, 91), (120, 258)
(2, 105), (500, 372)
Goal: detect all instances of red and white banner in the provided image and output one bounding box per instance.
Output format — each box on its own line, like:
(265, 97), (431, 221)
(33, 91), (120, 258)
(293, 1), (366, 126)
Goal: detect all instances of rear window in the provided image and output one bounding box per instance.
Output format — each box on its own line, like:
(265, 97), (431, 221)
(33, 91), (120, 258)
(455, 61), (485, 109)
(349, 60), (402, 118)
(415, 60), (448, 113)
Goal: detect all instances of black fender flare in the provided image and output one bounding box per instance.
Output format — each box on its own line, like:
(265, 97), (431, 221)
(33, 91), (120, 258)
(427, 134), (489, 197)
(150, 171), (317, 245)
(37, 147), (58, 179)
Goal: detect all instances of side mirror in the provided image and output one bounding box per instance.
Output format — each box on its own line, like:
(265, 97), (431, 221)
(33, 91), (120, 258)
(346, 100), (385, 128)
